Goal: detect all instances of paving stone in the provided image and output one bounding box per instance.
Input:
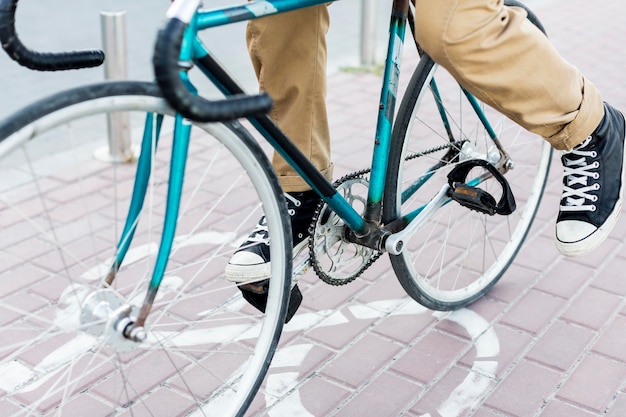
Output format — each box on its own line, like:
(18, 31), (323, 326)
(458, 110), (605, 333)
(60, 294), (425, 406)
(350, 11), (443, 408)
(512, 234), (562, 272)
(538, 399), (597, 417)
(484, 359), (562, 417)
(301, 276), (369, 312)
(592, 255), (626, 296)
(391, 330), (467, 385)
(92, 351), (189, 404)
(304, 307), (376, 351)
(556, 354), (626, 412)
(337, 371), (422, 417)
(472, 409), (508, 417)
(320, 333), (403, 388)
(371, 304), (437, 345)
(534, 261), (594, 299)
(0, 250), (27, 275)
(459, 324), (533, 379)
(486, 263), (538, 305)
(355, 271), (412, 304)
(276, 343), (335, 386)
(410, 365), (497, 417)
(256, 374), (352, 417)
(591, 315), (626, 363)
(115, 387), (196, 417)
(59, 394), (126, 417)
(0, 400), (23, 416)
(526, 320), (595, 372)
(500, 289), (565, 335)
(560, 287), (622, 330)
(464, 296), (508, 326)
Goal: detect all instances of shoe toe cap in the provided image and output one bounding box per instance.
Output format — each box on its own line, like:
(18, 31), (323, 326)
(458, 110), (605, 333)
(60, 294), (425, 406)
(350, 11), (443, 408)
(225, 252), (271, 282)
(556, 220), (597, 244)
(228, 251), (265, 266)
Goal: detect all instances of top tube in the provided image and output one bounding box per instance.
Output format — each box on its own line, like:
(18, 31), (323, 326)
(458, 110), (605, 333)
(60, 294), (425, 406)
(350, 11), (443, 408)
(195, 0), (337, 29)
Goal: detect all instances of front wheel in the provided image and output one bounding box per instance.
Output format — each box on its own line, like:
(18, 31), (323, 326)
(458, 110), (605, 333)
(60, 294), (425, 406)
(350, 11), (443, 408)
(383, 54), (552, 311)
(0, 81), (291, 416)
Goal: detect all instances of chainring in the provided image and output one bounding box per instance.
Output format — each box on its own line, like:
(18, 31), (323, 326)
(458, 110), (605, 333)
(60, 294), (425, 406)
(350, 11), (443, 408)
(308, 174), (381, 286)
(308, 141), (466, 285)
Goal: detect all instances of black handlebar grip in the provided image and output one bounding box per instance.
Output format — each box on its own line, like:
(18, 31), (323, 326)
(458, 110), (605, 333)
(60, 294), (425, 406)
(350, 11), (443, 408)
(0, 0), (104, 71)
(153, 17), (273, 123)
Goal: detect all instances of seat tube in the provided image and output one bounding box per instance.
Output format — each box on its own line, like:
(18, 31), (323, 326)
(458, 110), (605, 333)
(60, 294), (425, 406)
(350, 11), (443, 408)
(365, 1), (407, 222)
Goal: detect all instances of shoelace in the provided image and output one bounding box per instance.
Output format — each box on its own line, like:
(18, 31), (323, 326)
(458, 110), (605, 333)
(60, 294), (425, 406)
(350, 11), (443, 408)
(284, 192), (302, 216)
(245, 217), (270, 245)
(561, 136), (600, 212)
(244, 193), (303, 246)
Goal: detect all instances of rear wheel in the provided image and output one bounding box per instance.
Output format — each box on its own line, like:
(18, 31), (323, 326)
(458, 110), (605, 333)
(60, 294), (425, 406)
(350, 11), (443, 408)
(383, 53), (552, 311)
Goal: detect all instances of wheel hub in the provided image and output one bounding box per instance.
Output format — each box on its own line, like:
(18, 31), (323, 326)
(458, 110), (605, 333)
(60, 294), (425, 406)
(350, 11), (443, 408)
(80, 289), (142, 352)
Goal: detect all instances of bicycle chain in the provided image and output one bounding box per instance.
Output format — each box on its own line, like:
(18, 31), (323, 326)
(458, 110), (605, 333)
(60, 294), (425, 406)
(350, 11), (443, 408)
(307, 140), (465, 286)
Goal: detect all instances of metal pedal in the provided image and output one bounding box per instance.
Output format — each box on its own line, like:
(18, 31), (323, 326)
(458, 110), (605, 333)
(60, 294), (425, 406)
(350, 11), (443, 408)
(447, 159), (516, 216)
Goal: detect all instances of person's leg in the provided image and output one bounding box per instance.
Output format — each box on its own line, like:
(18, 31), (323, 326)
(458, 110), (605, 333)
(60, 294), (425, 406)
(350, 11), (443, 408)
(226, 6), (331, 319)
(414, 0), (603, 149)
(247, 4), (333, 191)
(413, 0), (625, 256)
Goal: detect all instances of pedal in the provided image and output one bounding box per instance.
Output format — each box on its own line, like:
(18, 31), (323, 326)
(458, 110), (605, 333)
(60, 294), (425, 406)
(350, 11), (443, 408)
(449, 183), (499, 215)
(447, 159), (516, 216)
(239, 280), (303, 323)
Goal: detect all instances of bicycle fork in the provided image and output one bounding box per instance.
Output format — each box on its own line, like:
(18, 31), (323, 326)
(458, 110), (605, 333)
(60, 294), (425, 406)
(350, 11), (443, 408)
(101, 112), (192, 341)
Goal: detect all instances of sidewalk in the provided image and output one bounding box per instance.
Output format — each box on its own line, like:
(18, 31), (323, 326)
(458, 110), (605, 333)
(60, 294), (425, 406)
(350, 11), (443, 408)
(257, 1), (626, 416)
(1, 0), (626, 416)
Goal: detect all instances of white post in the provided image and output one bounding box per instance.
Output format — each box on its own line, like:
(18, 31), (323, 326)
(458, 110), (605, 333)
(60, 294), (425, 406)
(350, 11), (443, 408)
(360, 0), (377, 67)
(95, 11), (135, 163)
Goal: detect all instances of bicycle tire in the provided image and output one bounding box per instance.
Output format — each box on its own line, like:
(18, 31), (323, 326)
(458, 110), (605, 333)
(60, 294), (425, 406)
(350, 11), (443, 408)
(0, 81), (291, 416)
(383, 9), (552, 311)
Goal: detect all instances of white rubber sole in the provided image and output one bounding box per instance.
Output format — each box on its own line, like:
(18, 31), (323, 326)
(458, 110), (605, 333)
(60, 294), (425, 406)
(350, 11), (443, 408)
(225, 240), (309, 284)
(555, 204), (622, 257)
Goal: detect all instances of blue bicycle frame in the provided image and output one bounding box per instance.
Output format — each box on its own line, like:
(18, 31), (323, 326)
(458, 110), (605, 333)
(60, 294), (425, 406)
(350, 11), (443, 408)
(192, 0), (410, 229)
(118, 0), (498, 330)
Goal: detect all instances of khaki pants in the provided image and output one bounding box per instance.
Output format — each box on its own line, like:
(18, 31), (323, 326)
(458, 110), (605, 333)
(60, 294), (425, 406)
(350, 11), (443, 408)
(247, 5), (332, 192)
(247, 1), (605, 191)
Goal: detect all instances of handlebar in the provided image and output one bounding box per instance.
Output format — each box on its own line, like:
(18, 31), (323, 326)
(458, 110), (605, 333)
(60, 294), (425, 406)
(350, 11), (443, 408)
(0, 0), (104, 71)
(153, 1), (273, 123)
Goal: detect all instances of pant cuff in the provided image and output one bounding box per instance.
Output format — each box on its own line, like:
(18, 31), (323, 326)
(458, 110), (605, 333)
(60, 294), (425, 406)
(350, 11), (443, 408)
(278, 163), (334, 192)
(545, 78), (605, 151)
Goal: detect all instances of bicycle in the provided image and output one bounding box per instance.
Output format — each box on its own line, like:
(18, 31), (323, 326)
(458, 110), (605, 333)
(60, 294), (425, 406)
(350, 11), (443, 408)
(0, 0), (549, 415)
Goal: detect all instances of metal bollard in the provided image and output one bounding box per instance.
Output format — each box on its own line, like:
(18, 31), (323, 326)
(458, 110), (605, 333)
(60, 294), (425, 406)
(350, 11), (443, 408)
(360, 0), (377, 67)
(94, 10), (136, 163)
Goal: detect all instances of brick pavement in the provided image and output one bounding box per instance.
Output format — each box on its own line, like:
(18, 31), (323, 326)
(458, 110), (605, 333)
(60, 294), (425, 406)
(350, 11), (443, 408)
(253, 1), (626, 416)
(1, 0), (626, 416)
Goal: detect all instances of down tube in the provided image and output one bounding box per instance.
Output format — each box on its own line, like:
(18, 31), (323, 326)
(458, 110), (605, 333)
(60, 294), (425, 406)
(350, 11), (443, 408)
(192, 41), (368, 235)
(366, 13), (407, 221)
(253, 116), (368, 235)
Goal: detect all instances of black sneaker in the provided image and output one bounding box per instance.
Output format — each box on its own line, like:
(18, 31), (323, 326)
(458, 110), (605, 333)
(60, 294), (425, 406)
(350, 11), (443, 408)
(225, 190), (320, 322)
(225, 190), (320, 283)
(555, 102), (626, 257)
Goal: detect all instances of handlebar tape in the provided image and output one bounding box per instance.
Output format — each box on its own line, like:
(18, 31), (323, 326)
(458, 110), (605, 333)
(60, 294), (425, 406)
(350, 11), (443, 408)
(0, 0), (104, 71)
(153, 17), (273, 123)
